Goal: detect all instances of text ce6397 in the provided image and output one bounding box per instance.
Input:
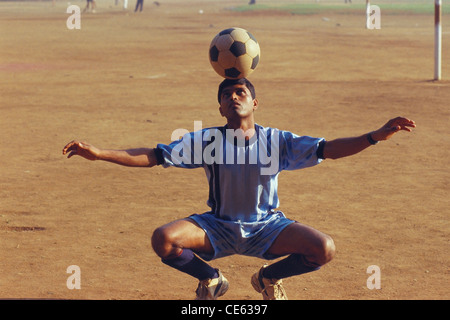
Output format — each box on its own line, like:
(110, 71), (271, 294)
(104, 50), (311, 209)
(224, 304), (267, 315)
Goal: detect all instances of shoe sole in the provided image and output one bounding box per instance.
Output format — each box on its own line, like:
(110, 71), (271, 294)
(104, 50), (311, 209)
(215, 278), (229, 298)
(251, 271), (264, 294)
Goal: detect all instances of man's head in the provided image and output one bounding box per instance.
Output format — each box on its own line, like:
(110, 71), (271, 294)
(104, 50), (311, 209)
(217, 78), (258, 122)
(217, 78), (256, 103)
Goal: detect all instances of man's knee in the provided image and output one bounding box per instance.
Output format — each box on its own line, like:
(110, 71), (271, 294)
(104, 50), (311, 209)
(151, 226), (178, 258)
(319, 235), (336, 265)
(311, 235), (336, 266)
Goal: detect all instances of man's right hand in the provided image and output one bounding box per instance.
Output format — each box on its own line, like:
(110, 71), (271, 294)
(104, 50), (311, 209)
(62, 140), (100, 161)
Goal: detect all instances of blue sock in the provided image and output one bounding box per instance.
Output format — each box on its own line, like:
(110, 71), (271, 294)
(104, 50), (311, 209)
(262, 254), (321, 280)
(162, 249), (218, 281)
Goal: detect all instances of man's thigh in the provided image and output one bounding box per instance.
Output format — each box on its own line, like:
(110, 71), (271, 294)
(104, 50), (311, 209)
(266, 222), (332, 259)
(152, 218), (214, 257)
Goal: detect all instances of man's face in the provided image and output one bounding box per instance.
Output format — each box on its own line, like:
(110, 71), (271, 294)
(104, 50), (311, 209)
(219, 84), (258, 120)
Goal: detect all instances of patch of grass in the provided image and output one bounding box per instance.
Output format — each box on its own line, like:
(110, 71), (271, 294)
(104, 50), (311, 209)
(232, 3), (346, 15)
(232, 2), (449, 16)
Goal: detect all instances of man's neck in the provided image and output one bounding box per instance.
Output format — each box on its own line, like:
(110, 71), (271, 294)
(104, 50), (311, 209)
(226, 118), (256, 140)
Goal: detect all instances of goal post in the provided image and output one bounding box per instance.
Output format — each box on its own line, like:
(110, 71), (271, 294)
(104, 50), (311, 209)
(435, 0), (442, 80)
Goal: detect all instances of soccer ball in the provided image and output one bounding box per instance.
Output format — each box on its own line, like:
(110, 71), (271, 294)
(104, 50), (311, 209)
(209, 27), (260, 79)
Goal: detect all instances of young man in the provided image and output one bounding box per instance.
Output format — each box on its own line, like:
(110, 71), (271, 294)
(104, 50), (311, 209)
(62, 78), (415, 300)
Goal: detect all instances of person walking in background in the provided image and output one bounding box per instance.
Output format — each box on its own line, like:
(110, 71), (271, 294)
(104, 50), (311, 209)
(135, 0), (144, 12)
(83, 0), (97, 13)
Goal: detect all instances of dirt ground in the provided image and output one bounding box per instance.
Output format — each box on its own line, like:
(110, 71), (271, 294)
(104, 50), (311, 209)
(0, 0), (449, 300)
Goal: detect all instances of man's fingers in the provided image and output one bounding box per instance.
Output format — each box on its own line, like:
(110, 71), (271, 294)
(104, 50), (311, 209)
(62, 140), (98, 161)
(63, 141), (76, 154)
(67, 151), (77, 158)
(376, 117), (415, 141)
(64, 146), (78, 158)
(387, 118), (416, 132)
(397, 118), (416, 128)
(62, 141), (84, 156)
(402, 126), (413, 132)
(397, 120), (416, 132)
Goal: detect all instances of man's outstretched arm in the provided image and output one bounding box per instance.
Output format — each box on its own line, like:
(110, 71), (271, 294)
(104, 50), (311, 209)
(322, 117), (416, 160)
(62, 140), (158, 167)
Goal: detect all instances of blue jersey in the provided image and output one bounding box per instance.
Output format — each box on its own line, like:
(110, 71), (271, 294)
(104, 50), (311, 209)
(155, 124), (324, 223)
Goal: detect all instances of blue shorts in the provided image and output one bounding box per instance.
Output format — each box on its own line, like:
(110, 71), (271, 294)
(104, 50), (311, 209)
(188, 210), (294, 261)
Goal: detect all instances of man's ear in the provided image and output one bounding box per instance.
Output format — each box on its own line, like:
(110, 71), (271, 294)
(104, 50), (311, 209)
(219, 105), (224, 117)
(253, 98), (259, 111)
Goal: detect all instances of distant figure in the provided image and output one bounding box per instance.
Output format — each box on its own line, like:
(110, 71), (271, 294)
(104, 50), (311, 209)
(345, 0), (352, 3)
(135, 0), (144, 12)
(249, 0), (256, 4)
(83, 0), (97, 13)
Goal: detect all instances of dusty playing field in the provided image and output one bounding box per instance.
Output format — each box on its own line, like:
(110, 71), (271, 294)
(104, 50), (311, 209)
(0, 0), (449, 300)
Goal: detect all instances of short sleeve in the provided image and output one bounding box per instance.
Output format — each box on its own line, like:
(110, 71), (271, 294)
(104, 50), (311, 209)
(155, 131), (204, 169)
(278, 130), (325, 171)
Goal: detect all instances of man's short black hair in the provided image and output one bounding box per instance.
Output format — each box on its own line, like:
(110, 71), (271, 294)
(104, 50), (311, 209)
(217, 78), (256, 103)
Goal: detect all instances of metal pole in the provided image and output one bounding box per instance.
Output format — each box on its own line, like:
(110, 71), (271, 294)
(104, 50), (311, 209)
(435, 0), (442, 80)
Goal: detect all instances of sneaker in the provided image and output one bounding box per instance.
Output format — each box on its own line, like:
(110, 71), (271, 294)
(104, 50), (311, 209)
(195, 269), (229, 300)
(251, 265), (288, 300)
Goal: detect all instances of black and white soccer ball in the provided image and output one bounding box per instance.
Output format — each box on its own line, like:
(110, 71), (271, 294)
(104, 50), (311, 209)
(209, 27), (260, 79)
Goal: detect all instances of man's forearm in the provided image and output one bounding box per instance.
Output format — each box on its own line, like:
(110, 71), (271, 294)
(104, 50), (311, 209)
(322, 134), (374, 160)
(97, 148), (157, 167)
